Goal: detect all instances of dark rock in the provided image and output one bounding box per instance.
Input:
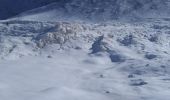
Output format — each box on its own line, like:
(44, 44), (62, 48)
(47, 55), (52, 58)
(149, 35), (158, 42)
(130, 79), (148, 86)
(99, 74), (104, 78)
(109, 53), (125, 62)
(75, 46), (82, 50)
(133, 70), (146, 75)
(145, 54), (157, 60)
(105, 91), (110, 94)
(128, 74), (134, 78)
(90, 35), (105, 54)
(118, 35), (136, 46)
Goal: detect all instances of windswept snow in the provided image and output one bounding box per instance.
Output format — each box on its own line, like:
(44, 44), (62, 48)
(0, 0), (170, 100)
(0, 18), (170, 100)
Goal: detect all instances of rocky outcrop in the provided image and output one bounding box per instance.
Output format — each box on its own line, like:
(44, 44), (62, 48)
(35, 22), (84, 48)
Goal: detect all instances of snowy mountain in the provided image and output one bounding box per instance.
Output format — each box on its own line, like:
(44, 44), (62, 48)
(0, 18), (170, 100)
(0, 0), (65, 19)
(12, 0), (170, 21)
(0, 0), (170, 100)
(65, 0), (170, 20)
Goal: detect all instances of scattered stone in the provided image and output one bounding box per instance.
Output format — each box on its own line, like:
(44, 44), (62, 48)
(145, 54), (157, 60)
(99, 74), (104, 78)
(118, 35), (136, 46)
(105, 91), (110, 94)
(47, 55), (52, 58)
(130, 79), (148, 86)
(90, 35), (105, 54)
(75, 46), (82, 50)
(133, 70), (146, 75)
(109, 53), (125, 62)
(128, 74), (134, 78)
(149, 35), (158, 42)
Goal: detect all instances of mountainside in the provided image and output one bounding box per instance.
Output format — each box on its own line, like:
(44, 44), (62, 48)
(13, 0), (170, 21)
(66, 0), (170, 20)
(0, 18), (170, 100)
(0, 0), (65, 19)
(0, 1), (170, 100)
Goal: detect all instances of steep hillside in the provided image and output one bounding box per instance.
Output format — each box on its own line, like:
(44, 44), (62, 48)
(0, 0), (65, 19)
(67, 0), (170, 20)
(0, 1), (170, 100)
(13, 0), (170, 21)
(0, 18), (170, 100)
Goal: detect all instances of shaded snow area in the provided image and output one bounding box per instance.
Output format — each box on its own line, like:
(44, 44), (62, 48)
(13, 0), (170, 22)
(0, 19), (170, 100)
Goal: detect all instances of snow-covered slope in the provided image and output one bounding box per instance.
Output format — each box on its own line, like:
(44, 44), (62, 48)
(1, 0), (170, 100)
(0, 18), (170, 100)
(0, 0), (65, 20)
(13, 0), (170, 21)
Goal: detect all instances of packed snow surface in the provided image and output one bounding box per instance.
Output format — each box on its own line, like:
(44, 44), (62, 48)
(1, 0), (170, 100)
(0, 18), (170, 100)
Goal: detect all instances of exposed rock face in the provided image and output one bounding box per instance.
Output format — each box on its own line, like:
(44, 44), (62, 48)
(35, 22), (84, 48)
(0, 20), (87, 58)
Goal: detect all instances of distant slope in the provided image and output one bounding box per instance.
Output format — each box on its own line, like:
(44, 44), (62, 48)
(12, 3), (76, 22)
(12, 0), (170, 21)
(0, 0), (67, 20)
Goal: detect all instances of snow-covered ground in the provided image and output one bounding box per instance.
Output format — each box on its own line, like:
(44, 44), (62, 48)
(0, 1), (170, 100)
(0, 18), (170, 100)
